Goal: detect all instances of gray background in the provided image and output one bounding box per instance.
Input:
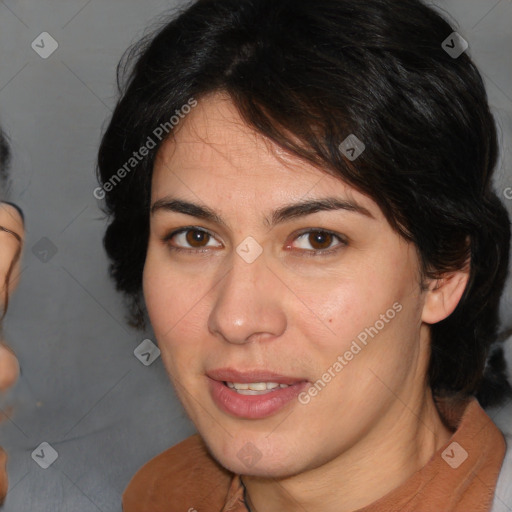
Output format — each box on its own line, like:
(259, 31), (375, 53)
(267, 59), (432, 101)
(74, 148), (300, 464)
(0, 1), (511, 511)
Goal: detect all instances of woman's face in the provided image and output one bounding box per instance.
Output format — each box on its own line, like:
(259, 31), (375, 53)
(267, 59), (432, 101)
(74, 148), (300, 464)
(143, 92), (432, 477)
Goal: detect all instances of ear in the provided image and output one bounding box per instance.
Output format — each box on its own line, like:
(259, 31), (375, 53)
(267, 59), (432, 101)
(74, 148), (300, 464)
(421, 265), (470, 324)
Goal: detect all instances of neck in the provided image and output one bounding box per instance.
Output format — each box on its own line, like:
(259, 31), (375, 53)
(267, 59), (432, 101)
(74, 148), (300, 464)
(242, 387), (453, 512)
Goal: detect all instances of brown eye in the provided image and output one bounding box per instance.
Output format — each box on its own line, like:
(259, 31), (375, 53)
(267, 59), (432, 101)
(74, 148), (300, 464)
(185, 229), (210, 248)
(290, 229), (346, 255)
(308, 231), (334, 250)
(164, 227), (222, 252)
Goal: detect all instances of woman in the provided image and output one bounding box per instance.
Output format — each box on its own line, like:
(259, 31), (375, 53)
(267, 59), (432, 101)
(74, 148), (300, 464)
(97, 0), (512, 510)
(0, 127), (25, 504)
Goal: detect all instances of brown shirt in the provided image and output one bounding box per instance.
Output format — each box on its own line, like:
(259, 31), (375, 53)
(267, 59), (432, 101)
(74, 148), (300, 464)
(122, 397), (506, 512)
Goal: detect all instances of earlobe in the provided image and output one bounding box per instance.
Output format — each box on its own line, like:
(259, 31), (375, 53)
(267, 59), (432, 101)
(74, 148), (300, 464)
(421, 268), (470, 324)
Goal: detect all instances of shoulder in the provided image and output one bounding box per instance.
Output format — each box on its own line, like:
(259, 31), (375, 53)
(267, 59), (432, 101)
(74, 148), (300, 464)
(122, 434), (235, 512)
(491, 431), (512, 512)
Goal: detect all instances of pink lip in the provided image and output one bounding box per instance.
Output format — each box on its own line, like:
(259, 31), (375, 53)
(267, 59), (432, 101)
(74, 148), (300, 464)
(207, 368), (309, 419)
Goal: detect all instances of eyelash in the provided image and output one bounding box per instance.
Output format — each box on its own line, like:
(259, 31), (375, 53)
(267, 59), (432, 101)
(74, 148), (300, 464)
(162, 226), (347, 257)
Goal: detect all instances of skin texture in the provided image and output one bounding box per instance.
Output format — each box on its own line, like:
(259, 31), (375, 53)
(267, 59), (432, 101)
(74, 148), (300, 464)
(143, 92), (470, 512)
(0, 201), (24, 504)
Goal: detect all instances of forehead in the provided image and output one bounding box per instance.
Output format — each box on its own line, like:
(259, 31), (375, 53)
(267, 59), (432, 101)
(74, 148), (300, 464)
(152, 92), (380, 218)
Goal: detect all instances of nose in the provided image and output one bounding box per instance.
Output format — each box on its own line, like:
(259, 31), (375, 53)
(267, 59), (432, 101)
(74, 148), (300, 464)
(208, 247), (287, 345)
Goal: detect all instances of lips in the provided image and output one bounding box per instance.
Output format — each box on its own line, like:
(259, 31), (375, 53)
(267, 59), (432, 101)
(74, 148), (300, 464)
(207, 367), (309, 419)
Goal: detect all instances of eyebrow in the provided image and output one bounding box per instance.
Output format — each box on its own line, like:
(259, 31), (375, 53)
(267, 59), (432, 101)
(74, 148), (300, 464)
(150, 196), (374, 229)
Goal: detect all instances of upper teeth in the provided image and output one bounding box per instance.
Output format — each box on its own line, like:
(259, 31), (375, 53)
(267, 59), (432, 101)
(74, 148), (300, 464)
(226, 382), (289, 390)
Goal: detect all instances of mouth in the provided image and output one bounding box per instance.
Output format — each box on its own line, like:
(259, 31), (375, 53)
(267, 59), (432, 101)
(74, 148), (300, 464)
(207, 368), (309, 419)
(224, 381), (293, 395)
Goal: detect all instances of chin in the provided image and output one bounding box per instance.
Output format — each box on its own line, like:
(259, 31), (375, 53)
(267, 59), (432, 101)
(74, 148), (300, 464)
(204, 432), (305, 478)
(219, 454), (302, 479)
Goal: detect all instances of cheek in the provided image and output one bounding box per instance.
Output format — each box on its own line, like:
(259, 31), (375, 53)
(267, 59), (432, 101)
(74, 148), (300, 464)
(294, 266), (400, 344)
(293, 252), (422, 377)
(142, 249), (210, 370)
(143, 245), (196, 333)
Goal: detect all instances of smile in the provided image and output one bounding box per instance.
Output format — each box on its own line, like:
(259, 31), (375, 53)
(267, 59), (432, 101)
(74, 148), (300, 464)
(225, 381), (290, 394)
(208, 376), (309, 419)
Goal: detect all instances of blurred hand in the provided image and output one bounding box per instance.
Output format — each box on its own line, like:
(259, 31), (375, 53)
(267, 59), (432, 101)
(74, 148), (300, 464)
(0, 201), (24, 504)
